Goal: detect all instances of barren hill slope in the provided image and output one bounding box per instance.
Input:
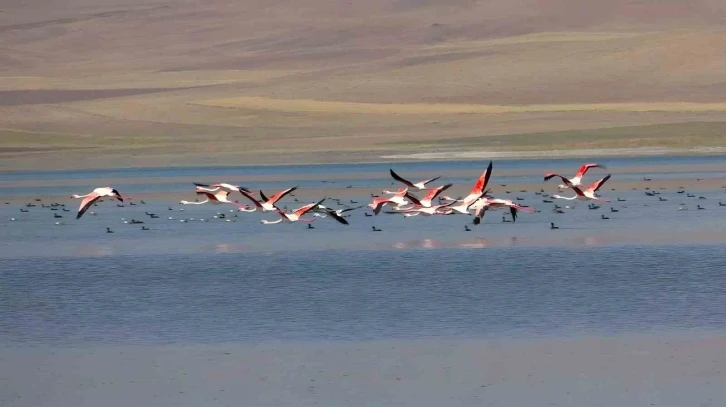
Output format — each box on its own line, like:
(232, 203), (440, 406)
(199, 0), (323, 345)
(2, 0), (726, 169)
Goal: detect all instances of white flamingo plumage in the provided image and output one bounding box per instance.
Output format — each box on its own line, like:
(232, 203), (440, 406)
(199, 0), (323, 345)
(470, 197), (536, 225)
(237, 186), (297, 212)
(413, 183), (453, 208)
(449, 161), (493, 214)
(261, 199), (324, 224)
(368, 188), (413, 215)
(193, 182), (253, 194)
(544, 163), (605, 190)
(550, 174), (613, 202)
(183, 187), (251, 209)
(72, 187), (124, 219)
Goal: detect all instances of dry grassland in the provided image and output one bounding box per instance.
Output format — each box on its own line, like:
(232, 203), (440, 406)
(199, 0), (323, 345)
(1, 0), (726, 170)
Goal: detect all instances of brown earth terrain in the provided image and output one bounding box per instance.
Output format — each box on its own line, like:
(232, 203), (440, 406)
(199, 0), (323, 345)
(1, 0), (726, 171)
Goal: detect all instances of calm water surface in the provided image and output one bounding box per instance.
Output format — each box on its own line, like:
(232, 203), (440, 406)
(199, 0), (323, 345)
(2, 246), (726, 347)
(2, 155), (726, 348)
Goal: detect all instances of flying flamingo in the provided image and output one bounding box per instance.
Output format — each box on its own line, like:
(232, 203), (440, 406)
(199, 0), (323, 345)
(193, 182), (253, 194)
(550, 174), (612, 202)
(181, 187), (251, 209)
(313, 204), (362, 223)
(448, 161), (493, 214)
(368, 188), (414, 215)
(71, 187), (123, 219)
(237, 186), (298, 212)
(398, 201), (456, 217)
(389, 169), (441, 190)
(261, 199), (325, 224)
(544, 163), (605, 190)
(413, 183), (453, 208)
(470, 197), (536, 225)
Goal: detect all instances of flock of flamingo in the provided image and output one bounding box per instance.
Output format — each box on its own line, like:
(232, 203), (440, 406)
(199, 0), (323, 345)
(66, 162), (613, 229)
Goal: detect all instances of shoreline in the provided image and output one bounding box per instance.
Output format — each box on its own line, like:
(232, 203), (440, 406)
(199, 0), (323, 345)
(2, 148), (726, 174)
(2, 331), (724, 407)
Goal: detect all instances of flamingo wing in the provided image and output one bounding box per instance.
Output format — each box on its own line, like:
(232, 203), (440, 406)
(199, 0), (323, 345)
(544, 173), (575, 187)
(422, 183), (452, 204)
(110, 189), (123, 202)
(575, 163), (604, 178)
(471, 161), (493, 195)
(473, 205), (489, 225)
(372, 200), (390, 215)
(588, 174), (612, 193)
(389, 169), (415, 188)
(76, 193), (101, 219)
(237, 188), (263, 208)
(268, 186), (298, 205)
(404, 192), (422, 207)
(421, 175), (441, 186)
(325, 210), (349, 225)
(341, 205), (365, 213)
(293, 198), (325, 217)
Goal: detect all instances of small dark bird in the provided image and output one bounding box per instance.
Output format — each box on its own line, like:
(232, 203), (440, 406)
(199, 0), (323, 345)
(372, 226), (382, 232)
(550, 222), (559, 230)
(106, 227), (113, 233)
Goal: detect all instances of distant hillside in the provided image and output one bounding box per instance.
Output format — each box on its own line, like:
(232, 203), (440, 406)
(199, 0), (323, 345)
(2, 0), (726, 170)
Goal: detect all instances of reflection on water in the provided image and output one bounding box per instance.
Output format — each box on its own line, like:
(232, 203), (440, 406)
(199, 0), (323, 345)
(2, 245), (725, 347)
(72, 245), (115, 257)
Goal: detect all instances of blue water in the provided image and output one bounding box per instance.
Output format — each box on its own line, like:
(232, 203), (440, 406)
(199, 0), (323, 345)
(2, 245), (725, 347)
(2, 155), (726, 348)
(3, 154), (726, 181)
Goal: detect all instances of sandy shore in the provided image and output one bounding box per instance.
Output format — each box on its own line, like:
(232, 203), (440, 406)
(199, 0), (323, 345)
(1, 333), (724, 407)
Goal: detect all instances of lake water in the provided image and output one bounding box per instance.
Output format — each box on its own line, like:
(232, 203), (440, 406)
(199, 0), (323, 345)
(2, 155), (726, 407)
(2, 246), (726, 347)
(2, 154), (726, 347)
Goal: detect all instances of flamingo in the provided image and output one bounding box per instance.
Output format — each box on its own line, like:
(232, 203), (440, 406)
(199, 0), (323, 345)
(550, 174), (612, 202)
(368, 188), (413, 215)
(179, 198), (210, 205)
(398, 201), (456, 217)
(238, 186), (297, 212)
(544, 163), (605, 190)
(71, 187), (123, 219)
(389, 169), (441, 190)
(311, 207), (350, 225)
(193, 182), (253, 194)
(470, 197), (536, 225)
(182, 187), (251, 209)
(448, 161), (493, 214)
(411, 183), (453, 208)
(260, 199), (324, 225)
(312, 204), (362, 222)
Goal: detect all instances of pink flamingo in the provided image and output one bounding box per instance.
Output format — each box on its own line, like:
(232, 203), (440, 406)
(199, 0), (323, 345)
(71, 187), (124, 219)
(550, 174), (612, 202)
(237, 186), (298, 212)
(544, 163), (605, 190)
(448, 161), (493, 214)
(261, 199), (324, 224)
(470, 197), (535, 225)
